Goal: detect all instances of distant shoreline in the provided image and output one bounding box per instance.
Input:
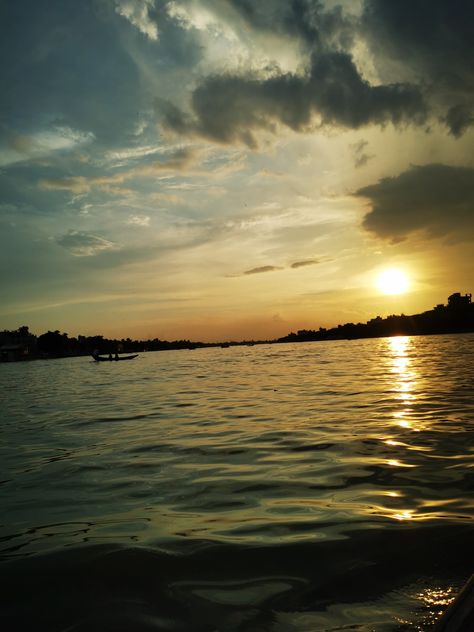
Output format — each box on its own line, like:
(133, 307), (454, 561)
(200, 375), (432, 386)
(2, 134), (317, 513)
(278, 292), (474, 345)
(1, 292), (473, 362)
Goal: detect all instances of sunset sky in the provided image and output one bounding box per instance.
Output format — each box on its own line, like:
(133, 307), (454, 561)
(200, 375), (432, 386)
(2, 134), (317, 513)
(1, 0), (473, 341)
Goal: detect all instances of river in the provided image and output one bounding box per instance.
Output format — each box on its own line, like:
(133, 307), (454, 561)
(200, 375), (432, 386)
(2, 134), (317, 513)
(1, 334), (473, 630)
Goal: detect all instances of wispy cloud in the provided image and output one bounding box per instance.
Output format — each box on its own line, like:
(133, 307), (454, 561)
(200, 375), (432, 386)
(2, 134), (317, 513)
(127, 214), (151, 226)
(0, 127), (94, 167)
(39, 147), (199, 193)
(55, 231), (119, 257)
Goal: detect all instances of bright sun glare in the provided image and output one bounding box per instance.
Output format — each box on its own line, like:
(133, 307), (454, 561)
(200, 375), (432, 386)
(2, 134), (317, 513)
(377, 269), (410, 295)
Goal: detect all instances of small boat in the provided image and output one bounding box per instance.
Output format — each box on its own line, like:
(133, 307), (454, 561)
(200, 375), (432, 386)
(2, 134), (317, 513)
(92, 354), (138, 362)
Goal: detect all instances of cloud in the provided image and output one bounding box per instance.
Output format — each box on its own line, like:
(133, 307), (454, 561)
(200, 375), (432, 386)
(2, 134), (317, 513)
(350, 139), (374, 169)
(39, 147), (199, 193)
(222, 0), (357, 50)
(290, 259), (319, 269)
(127, 214), (151, 226)
(114, 0), (159, 40)
(55, 231), (119, 256)
(160, 50), (426, 146)
(357, 164), (474, 242)
(157, 0), (474, 144)
(156, 0), (430, 146)
(244, 265), (282, 275)
(40, 174), (126, 195)
(233, 258), (321, 277)
(0, 127), (94, 167)
(443, 105), (474, 139)
(362, 0), (474, 136)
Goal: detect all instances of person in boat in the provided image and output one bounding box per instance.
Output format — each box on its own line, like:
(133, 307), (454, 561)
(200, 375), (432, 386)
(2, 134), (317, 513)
(108, 353), (113, 361)
(114, 352), (119, 360)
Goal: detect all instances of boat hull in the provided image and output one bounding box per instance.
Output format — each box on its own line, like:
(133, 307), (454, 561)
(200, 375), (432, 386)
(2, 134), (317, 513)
(92, 354), (138, 362)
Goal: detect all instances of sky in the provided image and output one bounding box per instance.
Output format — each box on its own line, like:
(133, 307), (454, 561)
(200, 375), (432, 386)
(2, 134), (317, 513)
(1, 0), (473, 342)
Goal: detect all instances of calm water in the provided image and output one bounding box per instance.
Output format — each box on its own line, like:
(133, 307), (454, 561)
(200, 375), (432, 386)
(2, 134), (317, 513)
(1, 335), (473, 631)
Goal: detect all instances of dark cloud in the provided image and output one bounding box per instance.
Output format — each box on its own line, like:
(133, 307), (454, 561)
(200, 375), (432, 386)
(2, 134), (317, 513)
(161, 51), (426, 146)
(443, 105), (474, 139)
(362, 0), (474, 87)
(290, 259), (319, 268)
(158, 0), (474, 144)
(224, 0), (356, 51)
(244, 265), (281, 275)
(362, 0), (474, 136)
(350, 139), (374, 169)
(357, 164), (474, 242)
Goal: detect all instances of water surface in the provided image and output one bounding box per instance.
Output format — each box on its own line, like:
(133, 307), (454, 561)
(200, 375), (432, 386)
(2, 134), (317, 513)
(1, 335), (473, 630)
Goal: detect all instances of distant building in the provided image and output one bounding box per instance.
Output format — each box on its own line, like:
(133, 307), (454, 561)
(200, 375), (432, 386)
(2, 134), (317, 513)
(0, 326), (37, 361)
(0, 344), (29, 362)
(448, 292), (472, 308)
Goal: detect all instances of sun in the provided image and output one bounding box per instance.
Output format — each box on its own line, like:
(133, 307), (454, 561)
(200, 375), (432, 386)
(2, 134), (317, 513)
(376, 268), (410, 295)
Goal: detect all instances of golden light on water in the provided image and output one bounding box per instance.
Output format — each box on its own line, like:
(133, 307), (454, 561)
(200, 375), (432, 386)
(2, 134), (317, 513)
(376, 268), (410, 294)
(387, 337), (422, 432)
(382, 491), (402, 498)
(394, 510), (414, 521)
(412, 586), (457, 629)
(389, 335), (410, 354)
(417, 586), (456, 608)
(386, 459), (416, 468)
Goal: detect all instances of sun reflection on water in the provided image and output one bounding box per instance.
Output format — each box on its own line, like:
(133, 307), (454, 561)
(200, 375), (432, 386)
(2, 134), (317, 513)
(387, 336), (421, 431)
(417, 586), (456, 608)
(414, 585), (457, 629)
(393, 510), (414, 521)
(386, 458), (416, 468)
(396, 585), (458, 631)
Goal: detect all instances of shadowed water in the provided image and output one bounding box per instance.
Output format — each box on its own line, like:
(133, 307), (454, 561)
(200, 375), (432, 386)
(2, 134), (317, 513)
(1, 335), (473, 630)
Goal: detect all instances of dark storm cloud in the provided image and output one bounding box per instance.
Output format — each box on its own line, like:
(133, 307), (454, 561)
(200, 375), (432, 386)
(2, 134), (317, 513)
(357, 164), (474, 242)
(161, 51), (426, 146)
(362, 0), (474, 136)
